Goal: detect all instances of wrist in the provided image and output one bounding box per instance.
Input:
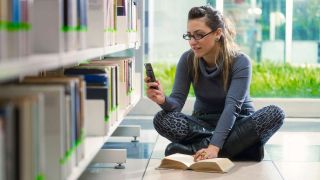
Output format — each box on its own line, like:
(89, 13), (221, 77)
(157, 96), (166, 105)
(208, 144), (220, 153)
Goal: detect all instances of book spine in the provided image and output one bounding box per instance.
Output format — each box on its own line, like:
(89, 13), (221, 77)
(87, 0), (105, 47)
(33, 0), (62, 53)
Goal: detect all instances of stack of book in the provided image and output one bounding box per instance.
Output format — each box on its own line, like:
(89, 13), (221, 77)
(0, 75), (87, 180)
(64, 57), (135, 137)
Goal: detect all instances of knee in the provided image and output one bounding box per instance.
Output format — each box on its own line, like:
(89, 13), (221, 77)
(265, 105), (285, 125)
(153, 110), (167, 125)
(153, 110), (172, 131)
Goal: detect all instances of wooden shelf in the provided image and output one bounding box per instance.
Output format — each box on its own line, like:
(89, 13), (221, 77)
(0, 43), (137, 82)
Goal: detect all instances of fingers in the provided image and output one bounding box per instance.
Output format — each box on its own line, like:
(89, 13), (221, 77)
(146, 82), (159, 89)
(144, 77), (150, 83)
(144, 77), (159, 89)
(146, 88), (162, 98)
(194, 149), (208, 162)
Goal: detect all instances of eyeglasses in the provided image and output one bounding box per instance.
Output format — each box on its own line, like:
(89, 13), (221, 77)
(182, 31), (214, 41)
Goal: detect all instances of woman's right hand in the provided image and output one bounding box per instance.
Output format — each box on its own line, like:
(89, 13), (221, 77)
(144, 77), (165, 105)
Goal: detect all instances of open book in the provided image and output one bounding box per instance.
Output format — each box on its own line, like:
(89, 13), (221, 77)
(158, 153), (234, 173)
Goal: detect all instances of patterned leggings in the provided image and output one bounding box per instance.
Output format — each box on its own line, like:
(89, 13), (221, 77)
(153, 105), (285, 145)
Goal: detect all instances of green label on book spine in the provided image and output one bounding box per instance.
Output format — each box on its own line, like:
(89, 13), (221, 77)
(36, 174), (46, 180)
(0, 21), (7, 30)
(59, 130), (85, 165)
(2, 22), (32, 31)
(104, 116), (110, 122)
(76, 26), (88, 32)
(61, 26), (79, 32)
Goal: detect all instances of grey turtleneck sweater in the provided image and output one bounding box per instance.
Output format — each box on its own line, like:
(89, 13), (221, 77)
(160, 50), (255, 148)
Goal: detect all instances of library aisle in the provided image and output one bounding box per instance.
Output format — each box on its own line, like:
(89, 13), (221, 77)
(79, 115), (320, 180)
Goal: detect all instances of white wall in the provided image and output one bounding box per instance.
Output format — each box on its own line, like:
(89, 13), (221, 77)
(292, 41), (318, 64)
(148, 0), (206, 63)
(261, 40), (318, 64)
(261, 40), (285, 62)
(129, 97), (320, 118)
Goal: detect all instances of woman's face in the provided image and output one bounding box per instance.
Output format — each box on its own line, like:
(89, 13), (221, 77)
(187, 18), (219, 58)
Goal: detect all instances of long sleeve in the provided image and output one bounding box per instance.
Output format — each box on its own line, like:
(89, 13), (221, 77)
(210, 54), (252, 148)
(160, 51), (192, 112)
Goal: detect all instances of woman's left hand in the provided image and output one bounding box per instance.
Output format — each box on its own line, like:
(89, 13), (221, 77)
(193, 145), (220, 162)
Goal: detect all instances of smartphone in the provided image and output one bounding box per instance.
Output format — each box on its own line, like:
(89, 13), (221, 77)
(144, 63), (158, 89)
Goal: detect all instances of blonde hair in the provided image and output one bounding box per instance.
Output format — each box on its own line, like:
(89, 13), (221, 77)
(188, 6), (239, 90)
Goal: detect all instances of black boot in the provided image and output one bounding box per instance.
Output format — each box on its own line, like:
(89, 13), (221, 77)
(219, 116), (261, 159)
(165, 137), (211, 156)
(165, 143), (194, 156)
(231, 143), (264, 161)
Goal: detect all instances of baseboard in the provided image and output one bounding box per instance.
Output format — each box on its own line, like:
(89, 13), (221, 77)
(129, 97), (320, 118)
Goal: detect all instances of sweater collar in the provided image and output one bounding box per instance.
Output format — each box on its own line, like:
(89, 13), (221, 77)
(199, 58), (223, 78)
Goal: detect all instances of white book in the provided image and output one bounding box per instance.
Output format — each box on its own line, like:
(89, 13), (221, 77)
(0, 91), (45, 180)
(0, 116), (5, 180)
(0, 0), (8, 61)
(24, 94), (45, 180)
(85, 100), (106, 136)
(87, 0), (107, 48)
(33, 0), (64, 53)
(106, 0), (115, 45)
(129, 0), (137, 43)
(115, 14), (129, 44)
(0, 29), (7, 62)
(20, 0), (32, 57)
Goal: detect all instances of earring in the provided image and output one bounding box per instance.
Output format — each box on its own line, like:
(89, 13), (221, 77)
(215, 38), (220, 42)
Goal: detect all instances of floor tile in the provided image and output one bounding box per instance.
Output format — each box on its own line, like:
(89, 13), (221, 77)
(265, 144), (320, 162)
(285, 118), (320, 122)
(125, 115), (155, 120)
(109, 129), (158, 143)
(143, 159), (283, 180)
(151, 136), (170, 159)
(121, 118), (154, 130)
(102, 142), (155, 159)
(267, 132), (320, 145)
(279, 121), (320, 132)
(274, 162), (320, 180)
(79, 159), (149, 180)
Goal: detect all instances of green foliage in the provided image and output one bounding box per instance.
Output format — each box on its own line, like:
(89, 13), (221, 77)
(251, 61), (320, 98)
(150, 62), (195, 96)
(150, 61), (320, 98)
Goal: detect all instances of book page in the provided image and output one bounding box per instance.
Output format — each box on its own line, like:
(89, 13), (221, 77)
(158, 153), (195, 170)
(164, 153), (195, 167)
(190, 158), (234, 173)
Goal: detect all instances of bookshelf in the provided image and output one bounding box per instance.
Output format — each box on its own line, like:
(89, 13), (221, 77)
(0, 0), (143, 180)
(67, 93), (141, 180)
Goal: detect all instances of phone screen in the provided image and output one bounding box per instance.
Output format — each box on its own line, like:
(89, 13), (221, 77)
(144, 63), (156, 82)
(144, 63), (158, 89)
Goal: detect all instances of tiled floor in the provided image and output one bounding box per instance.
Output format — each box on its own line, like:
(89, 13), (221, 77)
(79, 116), (320, 180)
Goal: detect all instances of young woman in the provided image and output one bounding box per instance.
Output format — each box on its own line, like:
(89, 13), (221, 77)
(145, 6), (285, 161)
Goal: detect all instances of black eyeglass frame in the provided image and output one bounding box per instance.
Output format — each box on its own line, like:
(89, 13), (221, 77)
(182, 30), (214, 41)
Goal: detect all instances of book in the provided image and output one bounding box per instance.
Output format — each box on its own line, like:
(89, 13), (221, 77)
(0, 85), (68, 180)
(0, 94), (46, 180)
(158, 153), (234, 173)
